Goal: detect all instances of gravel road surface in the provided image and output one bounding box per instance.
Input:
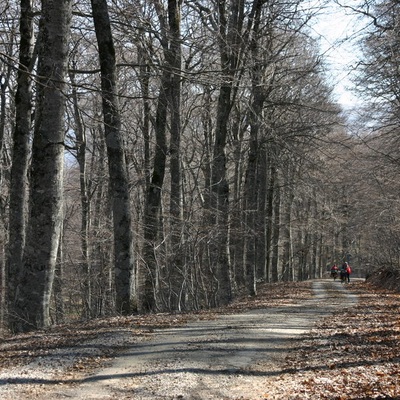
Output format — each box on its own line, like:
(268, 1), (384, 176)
(43, 280), (358, 400)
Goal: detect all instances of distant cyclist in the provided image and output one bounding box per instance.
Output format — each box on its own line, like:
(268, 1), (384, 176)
(330, 264), (339, 280)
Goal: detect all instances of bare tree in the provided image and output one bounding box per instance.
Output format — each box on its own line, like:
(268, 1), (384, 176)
(138, 0), (184, 312)
(7, 0), (35, 332)
(91, 0), (135, 315)
(167, 0), (184, 311)
(14, 0), (72, 332)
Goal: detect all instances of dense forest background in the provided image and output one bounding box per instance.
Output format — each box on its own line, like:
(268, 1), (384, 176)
(0, 0), (398, 333)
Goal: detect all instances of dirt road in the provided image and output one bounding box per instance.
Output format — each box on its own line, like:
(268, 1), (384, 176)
(49, 280), (357, 400)
(0, 280), (358, 399)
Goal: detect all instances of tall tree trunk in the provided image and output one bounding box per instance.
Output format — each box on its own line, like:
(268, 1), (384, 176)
(137, 45), (151, 191)
(243, 0), (265, 295)
(0, 240), (4, 332)
(7, 0), (34, 332)
(199, 87), (215, 306)
(0, 67), (10, 181)
(271, 167), (281, 282)
(256, 147), (268, 281)
(281, 174), (295, 282)
(90, 128), (113, 315)
(54, 226), (65, 324)
(14, 0), (72, 332)
(140, 0), (179, 312)
(167, 0), (183, 310)
(210, 0), (248, 306)
(243, 120), (259, 295)
(140, 71), (168, 312)
(265, 153), (275, 283)
(0, 62), (9, 331)
(211, 84), (232, 305)
(69, 68), (91, 318)
(0, 57), (12, 329)
(91, 0), (135, 315)
(230, 110), (245, 293)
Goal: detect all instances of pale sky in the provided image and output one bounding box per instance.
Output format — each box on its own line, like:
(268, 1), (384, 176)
(308, 1), (365, 109)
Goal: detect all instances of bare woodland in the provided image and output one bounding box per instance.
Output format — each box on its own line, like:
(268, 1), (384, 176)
(0, 0), (398, 333)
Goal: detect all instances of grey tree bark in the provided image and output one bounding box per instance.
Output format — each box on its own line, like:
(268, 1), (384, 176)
(281, 168), (295, 282)
(139, 0), (183, 312)
(14, 0), (72, 332)
(140, 60), (168, 313)
(7, 0), (34, 332)
(167, 0), (183, 311)
(69, 68), (91, 318)
(209, 0), (250, 306)
(54, 227), (65, 324)
(271, 164), (281, 283)
(91, 0), (135, 315)
(243, 0), (265, 296)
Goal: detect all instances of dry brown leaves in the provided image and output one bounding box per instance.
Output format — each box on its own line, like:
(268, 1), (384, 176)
(226, 281), (314, 312)
(0, 314), (193, 373)
(265, 281), (400, 399)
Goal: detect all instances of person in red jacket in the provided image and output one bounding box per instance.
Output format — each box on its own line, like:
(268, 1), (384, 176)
(343, 262), (352, 283)
(330, 264), (339, 280)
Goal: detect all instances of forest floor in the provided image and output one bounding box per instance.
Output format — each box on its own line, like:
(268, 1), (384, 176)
(0, 278), (399, 399)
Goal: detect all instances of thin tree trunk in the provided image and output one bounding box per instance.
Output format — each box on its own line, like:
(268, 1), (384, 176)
(69, 68), (91, 318)
(241, 0), (265, 296)
(167, 0), (183, 311)
(243, 123), (259, 295)
(15, 0), (72, 332)
(91, 0), (135, 315)
(230, 112), (245, 293)
(243, 32), (265, 293)
(265, 155), (275, 283)
(0, 231), (5, 332)
(199, 87), (215, 305)
(281, 184), (294, 282)
(211, 83), (232, 305)
(271, 168), (281, 282)
(54, 226), (65, 324)
(137, 45), (151, 191)
(0, 63), (9, 332)
(90, 128), (113, 315)
(256, 147), (268, 281)
(140, 73), (168, 312)
(140, 0), (176, 312)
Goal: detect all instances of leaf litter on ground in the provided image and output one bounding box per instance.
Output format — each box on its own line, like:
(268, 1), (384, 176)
(264, 281), (400, 399)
